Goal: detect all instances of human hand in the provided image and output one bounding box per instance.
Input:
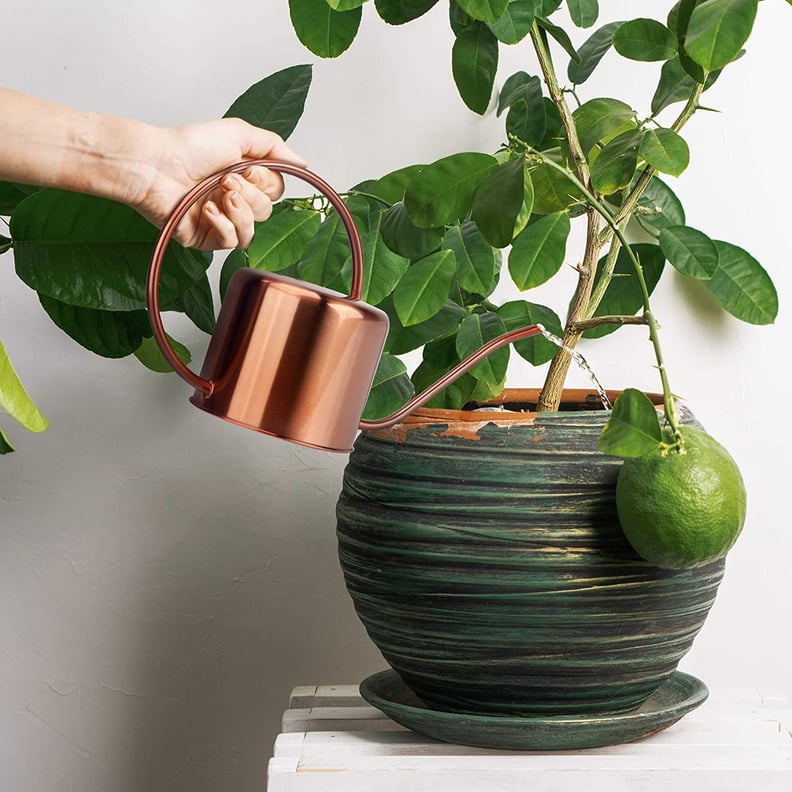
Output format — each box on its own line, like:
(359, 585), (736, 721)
(128, 118), (307, 250)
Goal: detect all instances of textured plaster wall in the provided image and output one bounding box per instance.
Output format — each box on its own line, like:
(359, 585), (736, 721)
(0, 2), (790, 791)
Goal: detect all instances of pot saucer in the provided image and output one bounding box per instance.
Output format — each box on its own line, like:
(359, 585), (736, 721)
(360, 669), (708, 751)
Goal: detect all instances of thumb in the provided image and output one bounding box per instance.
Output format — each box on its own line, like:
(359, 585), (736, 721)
(233, 120), (308, 168)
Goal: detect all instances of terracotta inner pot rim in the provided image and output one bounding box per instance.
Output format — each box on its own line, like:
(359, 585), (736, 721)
(402, 387), (663, 426)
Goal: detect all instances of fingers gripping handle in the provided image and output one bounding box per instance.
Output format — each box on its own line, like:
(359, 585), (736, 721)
(145, 159), (365, 395)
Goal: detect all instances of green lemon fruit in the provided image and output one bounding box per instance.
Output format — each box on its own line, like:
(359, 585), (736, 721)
(615, 425), (747, 569)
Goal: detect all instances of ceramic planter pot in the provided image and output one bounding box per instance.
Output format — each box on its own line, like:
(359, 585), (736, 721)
(337, 389), (724, 742)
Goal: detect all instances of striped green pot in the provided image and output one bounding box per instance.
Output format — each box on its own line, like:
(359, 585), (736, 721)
(337, 389), (725, 718)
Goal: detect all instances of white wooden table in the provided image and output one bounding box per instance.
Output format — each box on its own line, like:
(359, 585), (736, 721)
(267, 681), (792, 791)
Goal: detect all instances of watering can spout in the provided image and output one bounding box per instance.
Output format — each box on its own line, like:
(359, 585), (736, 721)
(358, 323), (544, 432)
(146, 160), (543, 453)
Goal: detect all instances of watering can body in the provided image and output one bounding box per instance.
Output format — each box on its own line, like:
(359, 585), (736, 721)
(146, 160), (542, 452)
(192, 267), (387, 451)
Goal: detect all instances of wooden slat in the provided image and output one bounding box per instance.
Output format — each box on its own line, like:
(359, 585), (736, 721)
(268, 684), (792, 792)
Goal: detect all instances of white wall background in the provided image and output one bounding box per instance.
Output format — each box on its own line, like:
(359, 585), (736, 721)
(1, 2), (789, 790)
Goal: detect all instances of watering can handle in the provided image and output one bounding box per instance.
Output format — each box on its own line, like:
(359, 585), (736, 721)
(146, 159), (365, 396)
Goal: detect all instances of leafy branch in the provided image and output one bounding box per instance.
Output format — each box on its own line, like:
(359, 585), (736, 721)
(0, 2), (783, 454)
(516, 143), (680, 439)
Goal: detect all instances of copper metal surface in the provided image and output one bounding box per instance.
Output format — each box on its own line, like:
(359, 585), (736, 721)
(146, 160), (542, 452)
(189, 267), (388, 452)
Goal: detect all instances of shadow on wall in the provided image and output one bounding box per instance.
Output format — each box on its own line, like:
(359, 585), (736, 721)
(121, 437), (380, 792)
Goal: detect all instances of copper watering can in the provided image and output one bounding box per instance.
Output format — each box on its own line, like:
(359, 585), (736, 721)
(146, 160), (543, 452)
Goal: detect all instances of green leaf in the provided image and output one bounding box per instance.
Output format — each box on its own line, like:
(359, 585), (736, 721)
(223, 64), (312, 139)
(452, 22), (499, 114)
(613, 18), (678, 62)
(393, 250), (457, 325)
(362, 164), (426, 204)
(590, 130), (642, 195)
(471, 156), (526, 248)
(0, 338), (48, 433)
(675, 0), (709, 84)
(497, 71), (540, 116)
(348, 192), (385, 233)
(666, 0), (689, 38)
(513, 167), (536, 236)
(598, 388), (663, 457)
(289, 0), (362, 57)
(443, 221), (498, 294)
(0, 428), (14, 454)
(339, 190), (376, 235)
(0, 181), (39, 215)
(497, 300), (563, 365)
(455, 0), (510, 23)
(247, 207), (322, 272)
(0, 234), (12, 255)
(508, 211), (571, 289)
(38, 296), (149, 358)
(380, 202), (443, 259)
(423, 334), (462, 369)
(567, 21), (622, 84)
(134, 335), (192, 373)
(374, 0), (439, 24)
(385, 297), (466, 354)
(296, 214), (352, 288)
(357, 215), (410, 304)
(537, 18), (581, 64)
(651, 56), (720, 115)
(326, 0), (368, 8)
(685, 0), (758, 73)
(168, 274), (216, 334)
(504, 79), (547, 147)
(572, 98), (636, 155)
(529, 161), (583, 214)
(404, 152), (498, 228)
(219, 249), (250, 299)
(639, 128), (690, 177)
(11, 190), (210, 311)
(585, 244), (665, 338)
(658, 225), (719, 279)
(487, 0), (537, 43)
(412, 362), (477, 410)
(538, 98), (565, 150)
(705, 241), (778, 325)
(635, 176), (685, 235)
(455, 311), (509, 394)
(567, 0), (599, 28)
(449, 0), (474, 34)
(362, 353), (415, 419)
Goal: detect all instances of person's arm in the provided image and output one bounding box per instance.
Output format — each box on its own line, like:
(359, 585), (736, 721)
(0, 87), (307, 249)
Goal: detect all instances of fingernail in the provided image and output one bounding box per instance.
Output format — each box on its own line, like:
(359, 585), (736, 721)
(243, 167), (260, 183)
(224, 174), (243, 189)
(228, 192), (243, 208)
(205, 201), (219, 215)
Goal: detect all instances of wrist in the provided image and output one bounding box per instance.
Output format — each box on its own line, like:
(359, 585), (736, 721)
(56, 110), (162, 207)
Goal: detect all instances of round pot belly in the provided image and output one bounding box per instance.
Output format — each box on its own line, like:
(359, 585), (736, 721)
(337, 389), (724, 717)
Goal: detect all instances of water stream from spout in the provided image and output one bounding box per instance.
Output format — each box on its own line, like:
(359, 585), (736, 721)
(538, 328), (612, 411)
